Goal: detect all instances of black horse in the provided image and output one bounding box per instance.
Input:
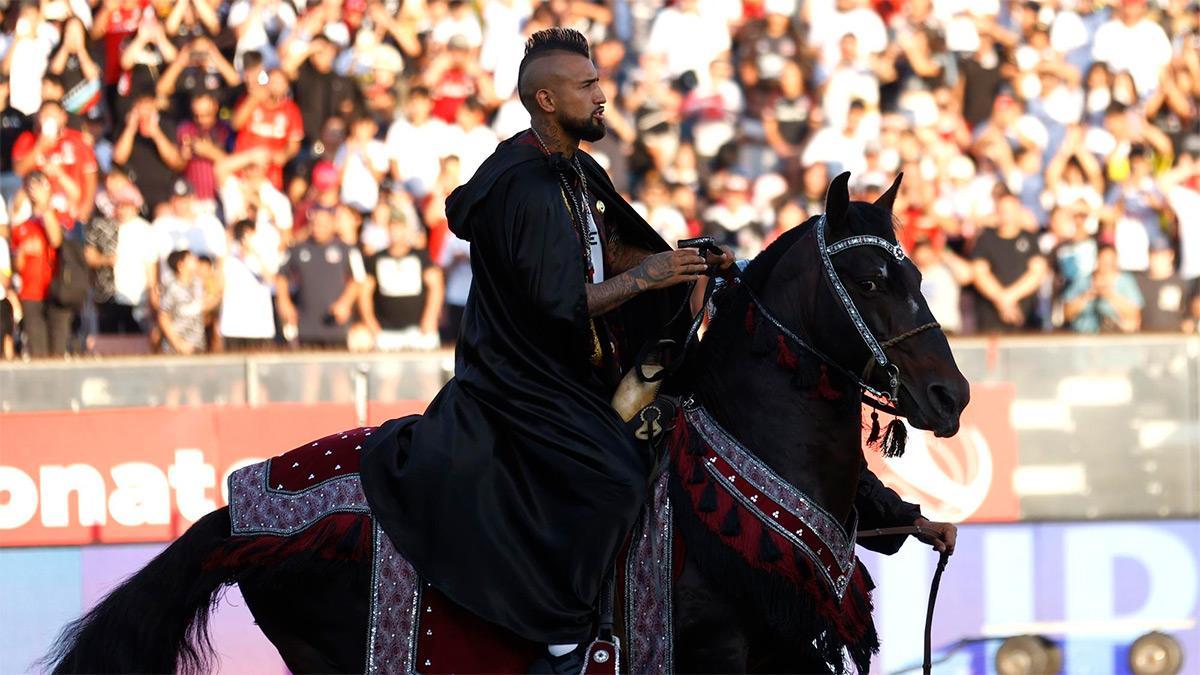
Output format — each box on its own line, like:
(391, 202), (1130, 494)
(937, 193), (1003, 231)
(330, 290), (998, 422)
(44, 172), (968, 674)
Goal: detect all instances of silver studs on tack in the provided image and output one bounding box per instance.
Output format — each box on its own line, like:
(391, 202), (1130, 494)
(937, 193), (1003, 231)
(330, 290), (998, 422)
(292, 462), (300, 468)
(325, 450), (332, 455)
(425, 660), (431, 667)
(772, 511), (780, 518)
(593, 650), (610, 664)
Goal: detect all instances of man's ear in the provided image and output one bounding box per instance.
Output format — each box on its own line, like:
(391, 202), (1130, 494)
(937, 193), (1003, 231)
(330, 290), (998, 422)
(825, 171), (851, 232)
(535, 89), (555, 114)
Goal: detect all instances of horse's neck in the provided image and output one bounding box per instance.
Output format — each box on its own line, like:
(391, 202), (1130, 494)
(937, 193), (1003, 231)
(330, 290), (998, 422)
(698, 350), (863, 525)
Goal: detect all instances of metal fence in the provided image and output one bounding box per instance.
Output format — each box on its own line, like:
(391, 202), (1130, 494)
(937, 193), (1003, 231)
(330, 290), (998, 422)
(2, 336), (1198, 521)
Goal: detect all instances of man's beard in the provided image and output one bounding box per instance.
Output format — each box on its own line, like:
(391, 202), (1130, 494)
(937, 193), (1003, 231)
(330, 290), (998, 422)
(561, 112), (607, 143)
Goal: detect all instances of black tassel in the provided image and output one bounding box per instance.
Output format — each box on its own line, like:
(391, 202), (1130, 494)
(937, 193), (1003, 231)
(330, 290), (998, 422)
(758, 524), (782, 563)
(881, 417), (907, 458)
(721, 504), (741, 536)
(687, 437), (704, 456)
(866, 410), (881, 446)
(689, 459), (707, 485)
(698, 482), (718, 513)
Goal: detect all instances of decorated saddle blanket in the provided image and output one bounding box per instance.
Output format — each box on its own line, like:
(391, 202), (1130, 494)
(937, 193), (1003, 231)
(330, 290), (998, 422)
(217, 426), (671, 674)
(666, 400), (878, 671)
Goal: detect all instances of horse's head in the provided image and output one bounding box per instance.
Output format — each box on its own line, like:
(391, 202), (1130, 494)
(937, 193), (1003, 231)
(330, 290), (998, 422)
(759, 171), (970, 437)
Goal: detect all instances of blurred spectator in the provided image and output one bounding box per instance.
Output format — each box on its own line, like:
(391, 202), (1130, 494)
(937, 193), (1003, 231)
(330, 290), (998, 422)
(113, 95), (182, 214)
(158, 37), (242, 117)
(362, 213), (444, 351)
(217, 148), (291, 272)
(158, 248), (212, 354)
(281, 33), (359, 145)
(913, 236), (973, 335)
(154, 178), (227, 273)
(424, 34), (496, 124)
(11, 172), (67, 356)
(334, 115), (388, 213)
(1062, 244), (1143, 333)
(232, 68), (303, 189)
(1161, 149), (1200, 283)
(0, 77), (34, 202)
(104, 180), (157, 336)
(49, 18), (102, 123)
(276, 205), (361, 348)
(174, 92), (234, 208)
(12, 98), (97, 222)
(971, 193), (1048, 332)
(1138, 246), (1195, 332)
(386, 85), (451, 199)
(220, 219), (277, 351)
(438, 227), (471, 344)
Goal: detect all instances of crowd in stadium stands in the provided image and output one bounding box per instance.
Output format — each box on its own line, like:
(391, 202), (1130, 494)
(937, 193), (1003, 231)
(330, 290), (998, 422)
(1, 0), (1199, 360)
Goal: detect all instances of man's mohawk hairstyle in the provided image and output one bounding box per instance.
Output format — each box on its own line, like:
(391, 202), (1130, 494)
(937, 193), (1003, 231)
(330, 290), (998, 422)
(518, 27), (590, 77)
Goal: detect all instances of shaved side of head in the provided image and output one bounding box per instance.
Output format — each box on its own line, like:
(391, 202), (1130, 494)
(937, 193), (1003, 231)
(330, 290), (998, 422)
(517, 27), (591, 115)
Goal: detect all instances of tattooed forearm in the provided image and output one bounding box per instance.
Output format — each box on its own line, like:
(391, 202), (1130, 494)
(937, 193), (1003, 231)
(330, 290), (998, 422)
(586, 267), (650, 317)
(587, 250), (702, 316)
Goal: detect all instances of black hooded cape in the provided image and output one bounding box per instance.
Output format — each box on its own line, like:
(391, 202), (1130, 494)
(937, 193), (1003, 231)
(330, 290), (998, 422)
(359, 134), (688, 643)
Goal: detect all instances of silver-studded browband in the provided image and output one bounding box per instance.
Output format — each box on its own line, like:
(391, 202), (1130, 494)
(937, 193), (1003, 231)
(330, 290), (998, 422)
(814, 214), (906, 369)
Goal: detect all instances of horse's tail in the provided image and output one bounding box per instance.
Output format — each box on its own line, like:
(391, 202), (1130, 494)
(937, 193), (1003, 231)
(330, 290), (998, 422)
(43, 507), (236, 675)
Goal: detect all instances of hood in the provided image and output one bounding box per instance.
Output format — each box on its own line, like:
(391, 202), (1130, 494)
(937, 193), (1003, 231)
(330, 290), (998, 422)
(445, 134), (545, 242)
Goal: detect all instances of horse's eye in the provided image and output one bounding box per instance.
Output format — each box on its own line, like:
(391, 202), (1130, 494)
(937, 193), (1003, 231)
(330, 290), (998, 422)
(859, 279), (881, 293)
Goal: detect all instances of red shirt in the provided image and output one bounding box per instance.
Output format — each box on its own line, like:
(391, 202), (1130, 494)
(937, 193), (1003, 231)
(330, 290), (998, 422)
(235, 99), (304, 189)
(11, 129), (98, 220)
(10, 218), (56, 302)
(431, 68), (475, 124)
(102, 0), (151, 84)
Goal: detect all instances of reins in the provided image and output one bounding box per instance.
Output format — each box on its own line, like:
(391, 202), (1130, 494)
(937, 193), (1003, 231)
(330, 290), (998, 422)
(857, 526), (950, 675)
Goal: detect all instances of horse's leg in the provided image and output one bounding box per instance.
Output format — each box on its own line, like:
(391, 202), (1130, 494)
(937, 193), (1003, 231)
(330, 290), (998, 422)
(672, 550), (751, 674)
(238, 557), (372, 674)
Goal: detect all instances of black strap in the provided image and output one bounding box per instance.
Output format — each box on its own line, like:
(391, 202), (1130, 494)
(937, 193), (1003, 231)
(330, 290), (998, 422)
(597, 567), (616, 642)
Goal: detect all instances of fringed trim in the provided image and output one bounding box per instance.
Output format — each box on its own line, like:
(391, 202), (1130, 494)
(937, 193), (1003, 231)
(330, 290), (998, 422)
(880, 418), (907, 458)
(666, 415), (879, 673)
(202, 512), (373, 573)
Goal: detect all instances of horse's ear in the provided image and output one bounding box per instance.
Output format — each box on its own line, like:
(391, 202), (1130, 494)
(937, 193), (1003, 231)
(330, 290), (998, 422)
(824, 171), (851, 231)
(874, 172), (903, 214)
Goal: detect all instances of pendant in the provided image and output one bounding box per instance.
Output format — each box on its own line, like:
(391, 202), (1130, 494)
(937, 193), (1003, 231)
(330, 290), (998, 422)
(596, 199), (605, 214)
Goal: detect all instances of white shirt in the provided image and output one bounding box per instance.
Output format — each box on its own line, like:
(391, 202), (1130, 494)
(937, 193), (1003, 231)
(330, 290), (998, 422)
(220, 247), (276, 339)
(586, 205), (604, 283)
(438, 232), (472, 307)
(113, 217), (159, 307)
(153, 213), (228, 264)
(444, 124), (499, 184)
(386, 117), (453, 198)
(5, 32), (54, 115)
(820, 8), (888, 66)
(920, 263), (962, 334)
(218, 177), (290, 276)
(802, 126), (868, 177)
(1092, 18), (1172, 97)
(1167, 185), (1200, 280)
(646, 8), (731, 82)
(335, 139), (389, 212)
(479, 0), (531, 99)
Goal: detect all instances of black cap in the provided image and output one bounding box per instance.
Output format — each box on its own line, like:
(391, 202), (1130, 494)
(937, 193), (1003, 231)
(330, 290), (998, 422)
(172, 178), (194, 198)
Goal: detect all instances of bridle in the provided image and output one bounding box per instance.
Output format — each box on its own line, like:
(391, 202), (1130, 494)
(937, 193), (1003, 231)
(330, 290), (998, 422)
(737, 214), (940, 412)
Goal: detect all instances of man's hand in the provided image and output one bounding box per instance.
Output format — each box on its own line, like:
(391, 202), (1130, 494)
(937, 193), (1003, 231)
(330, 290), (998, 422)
(914, 516), (956, 555)
(704, 245), (735, 275)
(630, 248), (708, 291)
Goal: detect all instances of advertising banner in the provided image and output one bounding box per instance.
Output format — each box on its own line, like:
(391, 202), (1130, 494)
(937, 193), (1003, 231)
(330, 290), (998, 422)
(864, 382), (1020, 523)
(0, 403), (423, 547)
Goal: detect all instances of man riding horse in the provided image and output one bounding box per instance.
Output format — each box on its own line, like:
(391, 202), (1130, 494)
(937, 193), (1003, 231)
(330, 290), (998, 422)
(358, 28), (956, 673)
